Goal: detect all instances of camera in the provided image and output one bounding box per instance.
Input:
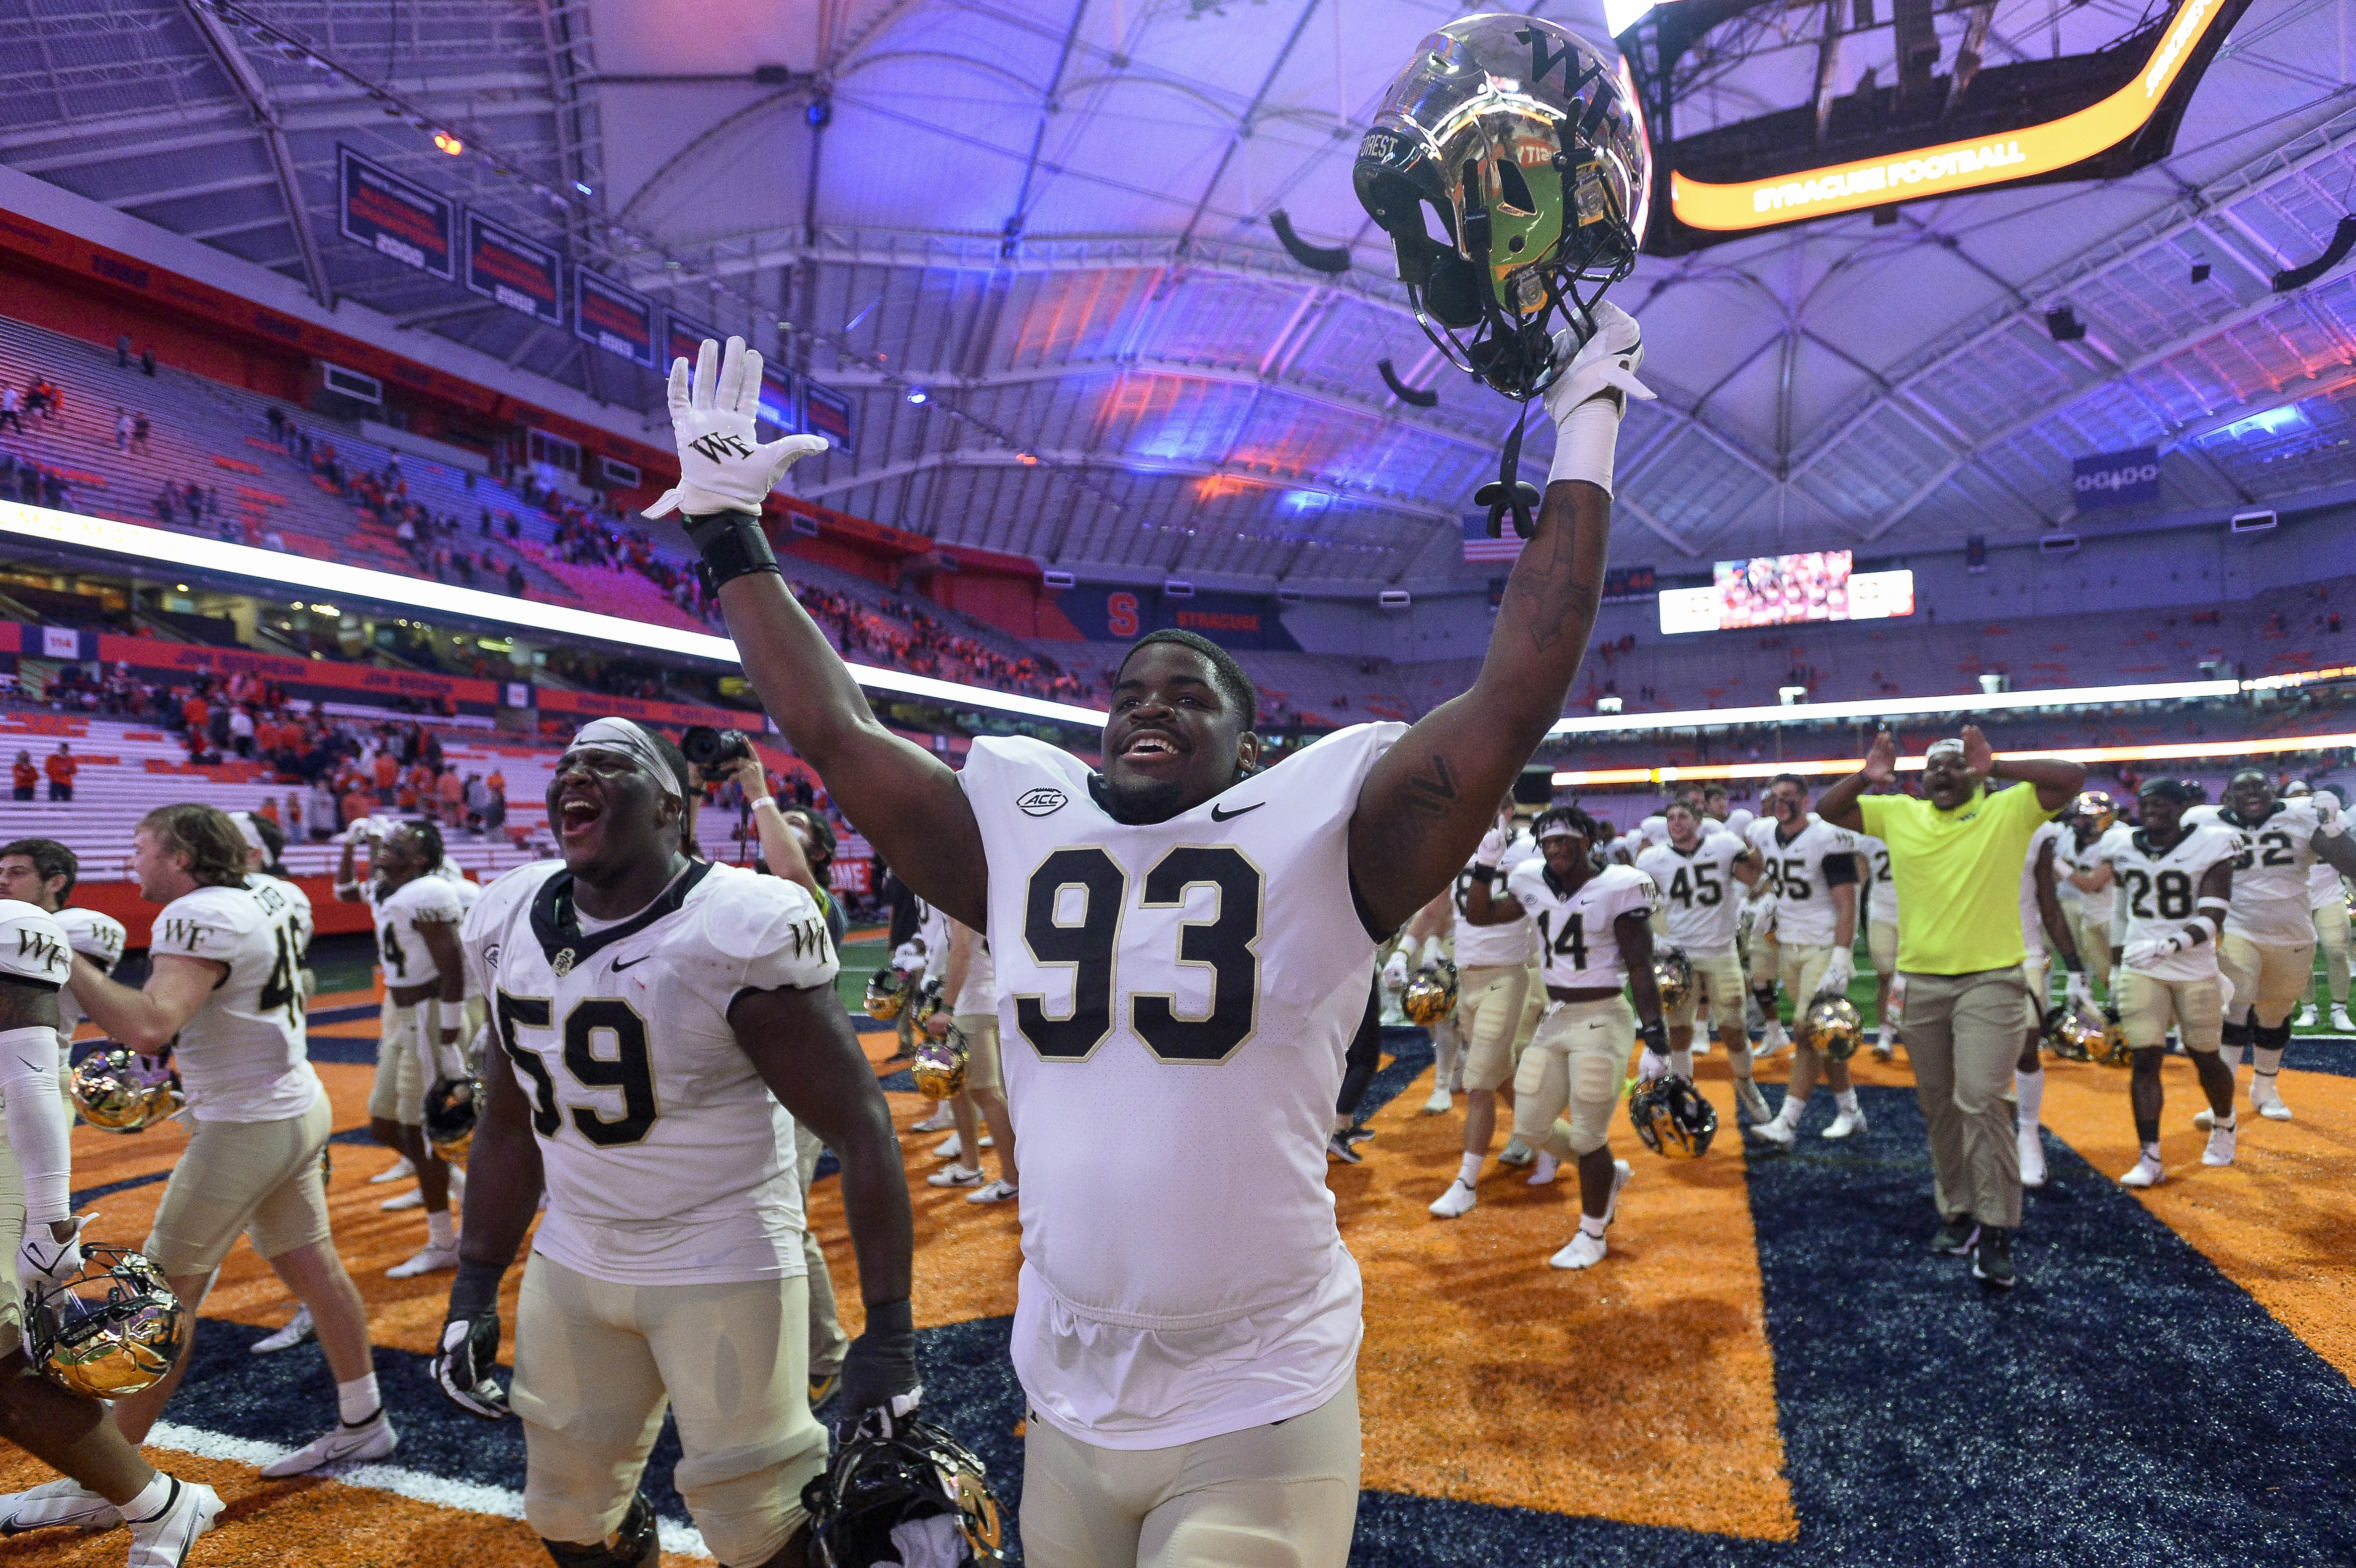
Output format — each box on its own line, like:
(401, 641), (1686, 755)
(681, 725), (755, 770)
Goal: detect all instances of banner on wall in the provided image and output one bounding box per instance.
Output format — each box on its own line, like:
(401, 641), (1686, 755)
(574, 265), (659, 368)
(337, 147), (455, 280)
(802, 380), (855, 455)
(1049, 586), (1302, 652)
(664, 310), (720, 372)
(2072, 446), (2161, 511)
(464, 213), (564, 326)
(87, 632), (499, 708)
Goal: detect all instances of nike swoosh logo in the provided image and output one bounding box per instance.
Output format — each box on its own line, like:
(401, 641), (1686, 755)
(1209, 802), (1263, 822)
(611, 954), (651, 972)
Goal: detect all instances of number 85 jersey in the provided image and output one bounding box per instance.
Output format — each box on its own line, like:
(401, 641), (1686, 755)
(463, 859), (839, 1286)
(961, 722), (1404, 1447)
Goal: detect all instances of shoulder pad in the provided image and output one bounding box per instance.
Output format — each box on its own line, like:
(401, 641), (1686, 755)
(0, 900), (71, 988)
(161, 883), (265, 935)
(696, 866), (823, 962)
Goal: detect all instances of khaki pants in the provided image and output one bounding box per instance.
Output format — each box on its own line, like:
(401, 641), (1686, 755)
(2067, 909), (2113, 996)
(954, 1012), (1004, 1096)
(2116, 971), (2223, 1054)
(369, 998), (426, 1125)
(794, 1123), (848, 1383)
(2217, 932), (2313, 1028)
(1020, 1375), (1360, 1568)
(1666, 949), (1743, 1032)
(1774, 941), (1834, 1002)
(1898, 968), (2028, 1231)
(2314, 901), (2350, 1006)
(1455, 964), (1531, 1091)
(513, 1253), (829, 1566)
(2021, 952), (2050, 1032)
(1514, 995), (1636, 1158)
(145, 1091), (334, 1276)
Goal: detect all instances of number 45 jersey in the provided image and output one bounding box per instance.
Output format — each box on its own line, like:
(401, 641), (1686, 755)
(147, 875), (317, 1123)
(463, 859), (838, 1286)
(961, 721), (1406, 1450)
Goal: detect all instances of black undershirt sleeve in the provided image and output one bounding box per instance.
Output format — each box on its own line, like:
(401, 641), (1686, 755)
(1821, 852), (1859, 887)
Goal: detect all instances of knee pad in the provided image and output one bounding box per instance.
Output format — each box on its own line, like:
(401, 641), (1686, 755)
(541, 1493), (659, 1568)
(2255, 1019), (2294, 1054)
(2220, 1017), (2253, 1051)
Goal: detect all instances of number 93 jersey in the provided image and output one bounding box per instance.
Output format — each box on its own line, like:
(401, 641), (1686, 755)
(463, 859), (838, 1287)
(148, 876), (317, 1123)
(960, 722), (1404, 1447)
(1505, 861), (1657, 989)
(1635, 833), (1746, 956)
(2096, 822), (2239, 980)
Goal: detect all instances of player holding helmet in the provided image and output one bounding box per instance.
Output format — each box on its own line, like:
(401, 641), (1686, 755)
(1635, 799), (1767, 1118)
(1744, 775), (1866, 1143)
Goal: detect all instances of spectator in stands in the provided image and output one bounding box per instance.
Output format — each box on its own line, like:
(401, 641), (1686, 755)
(43, 743), (74, 802)
(435, 767), (462, 824)
(371, 748), (399, 804)
(115, 408), (133, 453)
(484, 770), (507, 835)
(140, 345), (155, 377)
(285, 792), (302, 838)
(462, 772), (489, 833)
(0, 383), (20, 434)
(340, 777), (373, 830)
(131, 411), (151, 455)
(307, 778), (338, 841)
(505, 560), (526, 596)
(10, 751), (33, 802)
(228, 704), (255, 758)
(116, 332), (131, 368)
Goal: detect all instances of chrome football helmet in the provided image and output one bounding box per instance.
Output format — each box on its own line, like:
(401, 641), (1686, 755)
(27, 1246), (187, 1399)
(864, 967), (907, 1021)
(804, 1416), (1009, 1567)
(70, 1049), (179, 1133)
(1651, 949), (1693, 1013)
(1628, 1073), (1716, 1158)
(912, 1024), (970, 1101)
(2043, 1002), (2101, 1064)
(905, 976), (946, 1035)
(423, 1075), (480, 1162)
(1402, 960), (1460, 1027)
(1795, 995), (1866, 1062)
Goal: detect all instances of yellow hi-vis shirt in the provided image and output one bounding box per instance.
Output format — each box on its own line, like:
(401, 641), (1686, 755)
(1856, 782), (2060, 976)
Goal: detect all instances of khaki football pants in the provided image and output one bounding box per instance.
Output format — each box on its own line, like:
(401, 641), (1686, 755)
(2217, 932), (2314, 1028)
(2116, 971), (2224, 1054)
(2314, 900), (2350, 1007)
(369, 998), (426, 1125)
(1020, 1376), (1360, 1568)
(0, 1131), (21, 1357)
(513, 1254), (829, 1567)
(2066, 908), (2113, 998)
(1666, 949), (1743, 1032)
(1515, 995), (1637, 1158)
(1454, 964), (1531, 1091)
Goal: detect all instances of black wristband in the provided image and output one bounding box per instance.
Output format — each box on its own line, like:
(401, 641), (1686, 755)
(682, 510), (780, 589)
(2062, 955), (2083, 974)
(862, 1297), (914, 1338)
(1640, 1019), (1668, 1054)
(446, 1258), (506, 1323)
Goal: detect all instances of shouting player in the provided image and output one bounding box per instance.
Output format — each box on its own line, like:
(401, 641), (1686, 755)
(433, 719), (915, 1567)
(1636, 799), (1767, 1119)
(654, 311), (1649, 1565)
(1745, 775), (1865, 1143)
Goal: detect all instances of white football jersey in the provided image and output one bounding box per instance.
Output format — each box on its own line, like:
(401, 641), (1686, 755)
(148, 876), (317, 1123)
(2020, 821), (2063, 954)
(1454, 833), (1538, 969)
(2059, 832), (2115, 920)
(2311, 859), (2347, 911)
(53, 905), (124, 1034)
(1506, 861), (1657, 990)
(2096, 822), (2239, 981)
(1636, 815), (1669, 851)
(374, 875), (465, 988)
(1853, 834), (1899, 926)
(464, 859), (837, 1287)
(1746, 814), (1858, 947)
(1717, 807), (1756, 841)
(2208, 801), (2328, 947)
(959, 721), (1402, 1449)
(1636, 833), (1748, 956)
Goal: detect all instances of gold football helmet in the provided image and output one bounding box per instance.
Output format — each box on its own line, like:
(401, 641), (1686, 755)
(70, 1049), (178, 1133)
(1795, 995), (1866, 1062)
(2091, 1008), (2135, 1068)
(905, 977), (946, 1035)
(2072, 790), (2117, 832)
(863, 967), (907, 1021)
(1651, 949), (1693, 1013)
(1402, 960), (1459, 1026)
(27, 1246), (187, 1399)
(911, 1024), (969, 1101)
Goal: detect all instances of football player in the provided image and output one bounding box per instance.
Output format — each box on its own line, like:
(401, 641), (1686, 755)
(2014, 815), (2078, 1189)
(359, 822), (468, 1278)
(2077, 779), (2241, 1185)
(1472, 807), (1663, 1269)
(2188, 769), (2356, 1119)
(2282, 783), (2353, 1030)
(1745, 775), (1866, 1143)
(1703, 783), (1756, 842)
(1428, 800), (1536, 1216)
(922, 918), (1020, 1203)
(1636, 800), (1767, 1118)
(1398, 886), (1464, 1116)
(0, 838), (126, 1114)
(0, 895), (224, 1557)
(659, 308), (1648, 1566)
(55, 805), (387, 1484)
(2059, 792), (2118, 994)
(1851, 822), (1901, 1059)
(432, 718), (916, 1568)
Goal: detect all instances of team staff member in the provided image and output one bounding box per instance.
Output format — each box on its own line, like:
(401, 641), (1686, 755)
(1817, 728), (2086, 1290)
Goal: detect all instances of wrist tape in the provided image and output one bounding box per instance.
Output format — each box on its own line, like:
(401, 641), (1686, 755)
(682, 511), (780, 590)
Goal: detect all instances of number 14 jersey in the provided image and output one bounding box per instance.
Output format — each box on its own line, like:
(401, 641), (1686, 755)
(961, 721), (1405, 1450)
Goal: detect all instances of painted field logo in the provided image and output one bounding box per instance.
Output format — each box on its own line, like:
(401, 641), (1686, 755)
(1018, 788), (1067, 818)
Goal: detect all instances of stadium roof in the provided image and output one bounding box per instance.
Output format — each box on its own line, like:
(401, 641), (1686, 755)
(0, 0), (2350, 594)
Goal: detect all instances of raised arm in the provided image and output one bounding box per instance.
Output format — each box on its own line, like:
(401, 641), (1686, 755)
(656, 340), (984, 930)
(1968, 725), (2085, 811)
(1349, 309), (1651, 931)
(1815, 731), (1893, 832)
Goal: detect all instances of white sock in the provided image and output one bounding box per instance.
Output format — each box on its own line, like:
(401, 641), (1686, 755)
(2140, 1141), (2162, 1163)
(1457, 1153), (1484, 1186)
(1578, 1213), (1607, 1238)
(122, 1471), (173, 1521)
(1777, 1094), (1807, 1126)
(2252, 1045), (2285, 1077)
(426, 1209), (456, 1249)
(2014, 1067), (2044, 1134)
(1833, 1089), (1859, 1116)
(337, 1372), (381, 1426)
(1670, 1049), (1693, 1080)
(1530, 1152), (1559, 1184)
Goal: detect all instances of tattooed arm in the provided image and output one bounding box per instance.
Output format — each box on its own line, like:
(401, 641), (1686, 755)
(1348, 480), (1612, 932)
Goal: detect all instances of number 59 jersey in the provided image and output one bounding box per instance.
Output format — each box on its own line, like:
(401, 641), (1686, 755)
(960, 721), (1405, 1448)
(147, 876), (317, 1124)
(464, 859), (838, 1287)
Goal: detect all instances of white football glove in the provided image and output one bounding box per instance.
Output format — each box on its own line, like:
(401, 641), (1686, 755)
(19, 1214), (85, 1294)
(1474, 824), (1510, 870)
(1638, 1048), (1670, 1083)
(1819, 947), (1856, 998)
(644, 336), (830, 519)
(1542, 302), (1654, 425)
(2121, 937), (2180, 970)
(2064, 970), (2094, 1012)
(1382, 949), (1410, 993)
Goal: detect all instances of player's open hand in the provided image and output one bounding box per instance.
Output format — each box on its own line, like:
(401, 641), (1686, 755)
(644, 336), (829, 519)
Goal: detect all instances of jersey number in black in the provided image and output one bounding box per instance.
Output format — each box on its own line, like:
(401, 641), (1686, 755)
(1535, 909), (1589, 970)
(256, 921), (301, 1025)
(1018, 846), (1262, 1064)
(496, 991), (659, 1145)
(1665, 863), (1722, 908)
(380, 924), (408, 978)
(2120, 868), (2195, 921)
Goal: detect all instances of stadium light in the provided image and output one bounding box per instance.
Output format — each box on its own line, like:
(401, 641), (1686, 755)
(1553, 733), (2356, 790)
(1546, 676), (2246, 737)
(0, 501), (1109, 729)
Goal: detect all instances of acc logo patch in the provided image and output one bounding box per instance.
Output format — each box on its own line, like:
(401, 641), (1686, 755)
(1018, 788), (1067, 818)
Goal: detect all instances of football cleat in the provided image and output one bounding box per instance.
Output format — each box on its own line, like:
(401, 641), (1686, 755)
(2333, 1006), (2354, 1033)
(1820, 1103), (1868, 1139)
(1970, 1227), (2017, 1289)
(251, 1305), (314, 1353)
(26, 1247), (186, 1399)
(381, 1187), (426, 1212)
(124, 1476), (222, 1568)
(1428, 1178), (1479, 1220)
(2251, 1075), (2292, 1121)
(259, 1411), (396, 1477)
(803, 1415), (1009, 1567)
(1550, 1230), (1608, 1270)
(2201, 1118), (2237, 1167)
(0, 1476), (118, 1535)
(2120, 1156), (2165, 1189)
(1496, 1136), (1537, 1168)
(1325, 1133), (1363, 1165)
(2296, 1004), (2318, 1028)
(387, 1243), (461, 1279)
(1526, 1152), (1558, 1186)
(1747, 1114), (1797, 1149)
(1421, 1086), (1454, 1115)
(369, 1155), (417, 1185)
(927, 1165), (984, 1189)
(1628, 1074), (1717, 1158)
(911, 1104), (956, 1133)
(964, 1180), (1018, 1206)
(1928, 1216), (1979, 1255)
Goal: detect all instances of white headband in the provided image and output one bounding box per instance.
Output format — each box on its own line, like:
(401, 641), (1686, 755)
(228, 811), (265, 852)
(564, 718), (683, 800)
(1926, 740), (1966, 760)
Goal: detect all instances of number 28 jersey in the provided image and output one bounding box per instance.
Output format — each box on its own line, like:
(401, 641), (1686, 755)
(2094, 822), (2239, 981)
(147, 875), (316, 1123)
(463, 859), (838, 1288)
(1505, 861), (1657, 989)
(1635, 833), (1747, 956)
(960, 721), (1404, 1450)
